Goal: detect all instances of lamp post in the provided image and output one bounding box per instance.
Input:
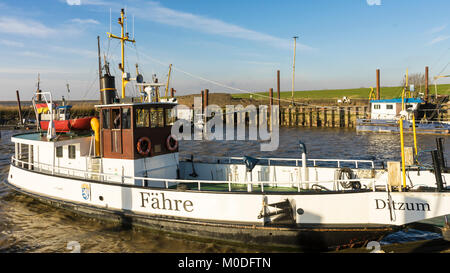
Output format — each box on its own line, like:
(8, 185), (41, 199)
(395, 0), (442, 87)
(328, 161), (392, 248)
(291, 36), (298, 106)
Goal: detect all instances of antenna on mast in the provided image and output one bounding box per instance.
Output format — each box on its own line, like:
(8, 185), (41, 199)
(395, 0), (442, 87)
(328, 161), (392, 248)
(109, 8), (112, 33)
(107, 8), (136, 99)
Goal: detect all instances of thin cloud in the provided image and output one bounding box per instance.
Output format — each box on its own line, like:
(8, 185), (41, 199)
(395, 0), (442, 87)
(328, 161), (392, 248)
(429, 24), (447, 34)
(50, 45), (97, 58)
(428, 35), (450, 46)
(366, 0), (381, 6)
(0, 17), (55, 37)
(66, 0), (81, 5)
(64, 0), (114, 6)
(18, 51), (47, 58)
(69, 18), (100, 25)
(0, 39), (24, 47)
(242, 60), (281, 66)
(128, 1), (314, 51)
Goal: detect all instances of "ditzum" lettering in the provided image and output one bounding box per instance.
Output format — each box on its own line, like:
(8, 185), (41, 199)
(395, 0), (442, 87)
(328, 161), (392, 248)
(375, 199), (430, 211)
(140, 192), (194, 212)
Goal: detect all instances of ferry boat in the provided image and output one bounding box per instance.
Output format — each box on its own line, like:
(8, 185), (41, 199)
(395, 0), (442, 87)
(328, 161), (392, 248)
(4, 9), (450, 251)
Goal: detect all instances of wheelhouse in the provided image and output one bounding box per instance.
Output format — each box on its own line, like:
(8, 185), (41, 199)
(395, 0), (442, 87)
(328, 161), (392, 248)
(97, 102), (178, 160)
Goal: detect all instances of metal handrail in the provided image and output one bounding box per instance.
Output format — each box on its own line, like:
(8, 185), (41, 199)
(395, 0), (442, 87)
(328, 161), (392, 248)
(179, 154), (375, 168)
(10, 156), (378, 193)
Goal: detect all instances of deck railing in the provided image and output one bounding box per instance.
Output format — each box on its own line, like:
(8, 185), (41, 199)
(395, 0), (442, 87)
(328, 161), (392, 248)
(179, 154), (375, 169)
(11, 156), (382, 193)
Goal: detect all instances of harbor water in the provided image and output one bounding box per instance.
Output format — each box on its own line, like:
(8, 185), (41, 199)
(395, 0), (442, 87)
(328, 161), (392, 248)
(0, 128), (448, 252)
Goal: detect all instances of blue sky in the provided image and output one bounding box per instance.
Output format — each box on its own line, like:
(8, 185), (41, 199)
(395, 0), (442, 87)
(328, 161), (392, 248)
(0, 0), (450, 100)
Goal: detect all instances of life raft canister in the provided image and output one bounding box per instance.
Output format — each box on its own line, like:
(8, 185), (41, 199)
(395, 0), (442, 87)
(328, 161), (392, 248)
(137, 137), (151, 156)
(166, 135), (178, 152)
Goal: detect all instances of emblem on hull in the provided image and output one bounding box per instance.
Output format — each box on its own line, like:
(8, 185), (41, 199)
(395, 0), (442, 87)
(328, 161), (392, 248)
(81, 183), (91, 201)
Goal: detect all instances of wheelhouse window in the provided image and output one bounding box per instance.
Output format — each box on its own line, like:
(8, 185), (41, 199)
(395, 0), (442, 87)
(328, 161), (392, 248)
(136, 108), (149, 127)
(122, 108), (131, 129)
(386, 104), (393, 110)
(112, 109), (121, 129)
(150, 108), (164, 128)
(165, 108), (176, 126)
(68, 145), (76, 159)
(373, 104), (380, 110)
(56, 146), (63, 158)
(102, 109), (110, 129)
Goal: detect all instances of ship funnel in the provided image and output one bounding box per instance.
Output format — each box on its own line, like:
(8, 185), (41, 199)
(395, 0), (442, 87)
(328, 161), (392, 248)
(100, 74), (116, 104)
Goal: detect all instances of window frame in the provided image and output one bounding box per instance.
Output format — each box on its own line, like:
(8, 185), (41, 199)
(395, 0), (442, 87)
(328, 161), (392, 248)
(135, 107), (150, 128)
(56, 146), (63, 158)
(68, 145), (76, 159)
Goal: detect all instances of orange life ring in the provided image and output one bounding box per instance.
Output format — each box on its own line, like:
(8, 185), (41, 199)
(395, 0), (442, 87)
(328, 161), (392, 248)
(137, 137), (151, 156)
(166, 135), (178, 152)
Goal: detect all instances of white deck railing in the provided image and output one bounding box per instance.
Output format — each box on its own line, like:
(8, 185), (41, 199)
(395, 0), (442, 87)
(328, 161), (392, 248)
(179, 154), (375, 169)
(10, 156), (381, 193)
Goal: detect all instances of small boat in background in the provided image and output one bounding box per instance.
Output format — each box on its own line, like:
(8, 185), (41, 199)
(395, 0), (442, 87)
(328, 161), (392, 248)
(34, 100), (93, 133)
(70, 117), (93, 130)
(39, 117), (92, 132)
(356, 98), (450, 135)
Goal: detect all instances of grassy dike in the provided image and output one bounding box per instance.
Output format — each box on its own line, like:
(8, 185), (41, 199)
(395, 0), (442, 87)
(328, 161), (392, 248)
(1, 84), (449, 125)
(231, 84), (450, 100)
(0, 102), (98, 125)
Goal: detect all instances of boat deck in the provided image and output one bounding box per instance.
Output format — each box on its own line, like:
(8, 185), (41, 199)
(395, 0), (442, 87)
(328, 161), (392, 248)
(12, 131), (92, 142)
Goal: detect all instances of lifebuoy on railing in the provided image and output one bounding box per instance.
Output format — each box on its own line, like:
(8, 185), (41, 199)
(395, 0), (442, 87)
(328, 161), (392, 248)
(137, 137), (151, 156)
(166, 135), (178, 152)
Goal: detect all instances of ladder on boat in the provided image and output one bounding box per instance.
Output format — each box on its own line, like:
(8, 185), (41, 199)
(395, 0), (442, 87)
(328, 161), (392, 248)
(87, 157), (102, 181)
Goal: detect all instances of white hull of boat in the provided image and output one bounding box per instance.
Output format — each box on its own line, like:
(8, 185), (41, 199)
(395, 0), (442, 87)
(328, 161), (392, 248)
(7, 164), (450, 227)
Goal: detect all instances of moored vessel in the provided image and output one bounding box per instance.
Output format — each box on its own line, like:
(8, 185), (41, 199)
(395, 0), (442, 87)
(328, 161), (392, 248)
(4, 9), (450, 251)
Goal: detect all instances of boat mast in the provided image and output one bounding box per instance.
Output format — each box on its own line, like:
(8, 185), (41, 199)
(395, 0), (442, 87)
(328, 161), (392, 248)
(107, 8), (135, 99)
(165, 64), (172, 99)
(97, 35), (102, 97)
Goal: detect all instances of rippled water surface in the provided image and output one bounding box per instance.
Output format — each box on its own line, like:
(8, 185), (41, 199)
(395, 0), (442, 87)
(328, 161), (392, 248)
(0, 128), (448, 252)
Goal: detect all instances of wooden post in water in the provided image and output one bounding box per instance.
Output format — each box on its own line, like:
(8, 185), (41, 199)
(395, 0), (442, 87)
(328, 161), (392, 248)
(301, 107), (306, 126)
(36, 73), (42, 102)
(269, 88), (273, 126)
(347, 107), (352, 127)
(201, 90), (205, 113)
(376, 69), (381, 100)
(277, 70), (281, 107)
(16, 90), (23, 125)
(269, 88), (273, 115)
(288, 107), (292, 126)
(315, 107), (320, 127)
(425, 66), (429, 103)
(331, 107), (335, 127)
(204, 89), (209, 109)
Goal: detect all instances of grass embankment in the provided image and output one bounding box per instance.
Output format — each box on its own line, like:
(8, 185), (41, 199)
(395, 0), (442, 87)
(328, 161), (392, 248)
(0, 102), (98, 125)
(231, 84), (450, 101)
